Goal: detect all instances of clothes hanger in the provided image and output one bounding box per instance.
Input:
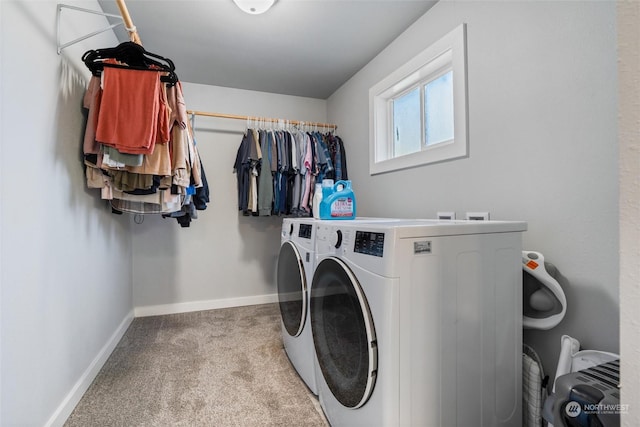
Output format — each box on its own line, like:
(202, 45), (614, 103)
(82, 41), (178, 85)
(83, 41), (174, 71)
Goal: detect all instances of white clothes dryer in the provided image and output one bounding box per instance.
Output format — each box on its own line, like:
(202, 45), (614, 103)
(310, 219), (527, 427)
(276, 217), (410, 395)
(277, 218), (318, 394)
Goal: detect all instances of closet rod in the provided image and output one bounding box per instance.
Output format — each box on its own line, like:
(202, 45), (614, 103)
(115, 0), (142, 45)
(187, 110), (338, 131)
(110, 1), (335, 131)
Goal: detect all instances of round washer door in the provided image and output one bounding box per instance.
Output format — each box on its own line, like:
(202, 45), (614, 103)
(277, 241), (307, 337)
(310, 257), (377, 409)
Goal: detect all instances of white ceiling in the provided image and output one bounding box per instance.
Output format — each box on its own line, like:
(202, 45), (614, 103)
(98, 0), (437, 99)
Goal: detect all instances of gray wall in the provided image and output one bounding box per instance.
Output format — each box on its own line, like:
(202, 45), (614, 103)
(327, 0), (619, 379)
(0, 1), (133, 425)
(131, 83), (328, 314)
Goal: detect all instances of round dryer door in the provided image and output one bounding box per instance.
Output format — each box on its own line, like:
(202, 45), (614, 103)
(310, 257), (377, 409)
(277, 241), (308, 337)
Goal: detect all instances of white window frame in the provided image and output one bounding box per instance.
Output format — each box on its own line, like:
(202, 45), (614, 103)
(369, 23), (468, 175)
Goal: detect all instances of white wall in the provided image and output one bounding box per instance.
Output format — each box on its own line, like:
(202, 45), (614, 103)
(618, 1), (640, 425)
(0, 1), (134, 425)
(131, 83), (327, 315)
(328, 0), (618, 382)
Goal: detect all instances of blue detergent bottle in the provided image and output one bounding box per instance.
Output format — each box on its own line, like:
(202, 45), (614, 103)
(319, 180), (356, 220)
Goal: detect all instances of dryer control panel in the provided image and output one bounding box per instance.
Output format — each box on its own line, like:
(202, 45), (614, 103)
(354, 231), (385, 257)
(316, 225), (351, 256)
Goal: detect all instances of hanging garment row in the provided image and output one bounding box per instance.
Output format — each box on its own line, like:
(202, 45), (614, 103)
(81, 42), (210, 227)
(234, 128), (348, 217)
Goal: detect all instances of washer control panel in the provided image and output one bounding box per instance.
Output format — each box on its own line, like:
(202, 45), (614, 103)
(298, 223), (313, 239)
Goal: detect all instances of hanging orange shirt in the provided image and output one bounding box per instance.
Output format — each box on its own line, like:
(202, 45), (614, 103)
(96, 66), (162, 155)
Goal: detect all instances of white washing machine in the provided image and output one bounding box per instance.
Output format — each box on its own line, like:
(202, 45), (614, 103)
(277, 217), (319, 394)
(310, 219), (527, 427)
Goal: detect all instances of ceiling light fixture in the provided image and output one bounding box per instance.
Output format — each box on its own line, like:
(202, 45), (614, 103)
(233, 0), (276, 15)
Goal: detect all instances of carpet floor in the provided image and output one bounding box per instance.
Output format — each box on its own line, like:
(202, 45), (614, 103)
(65, 303), (329, 426)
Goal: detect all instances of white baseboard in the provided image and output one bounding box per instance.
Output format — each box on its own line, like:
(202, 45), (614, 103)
(134, 293), (279, 317)
(45, 310), (134, 427)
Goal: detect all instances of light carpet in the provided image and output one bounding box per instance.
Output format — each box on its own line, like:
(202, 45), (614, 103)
(65, 303), (328, 426)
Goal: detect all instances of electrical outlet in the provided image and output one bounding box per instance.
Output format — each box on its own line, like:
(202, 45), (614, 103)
(465, 212), (490, 221)
(437, 211), (456, 220)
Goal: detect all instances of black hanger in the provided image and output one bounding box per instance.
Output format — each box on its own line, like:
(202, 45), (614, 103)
(82, 41), (178, 85)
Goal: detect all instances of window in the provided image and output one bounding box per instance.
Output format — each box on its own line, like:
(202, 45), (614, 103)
(425, 70), (454, 146)
(393, 87), (421, 157)
(369, 24), (468, 175)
